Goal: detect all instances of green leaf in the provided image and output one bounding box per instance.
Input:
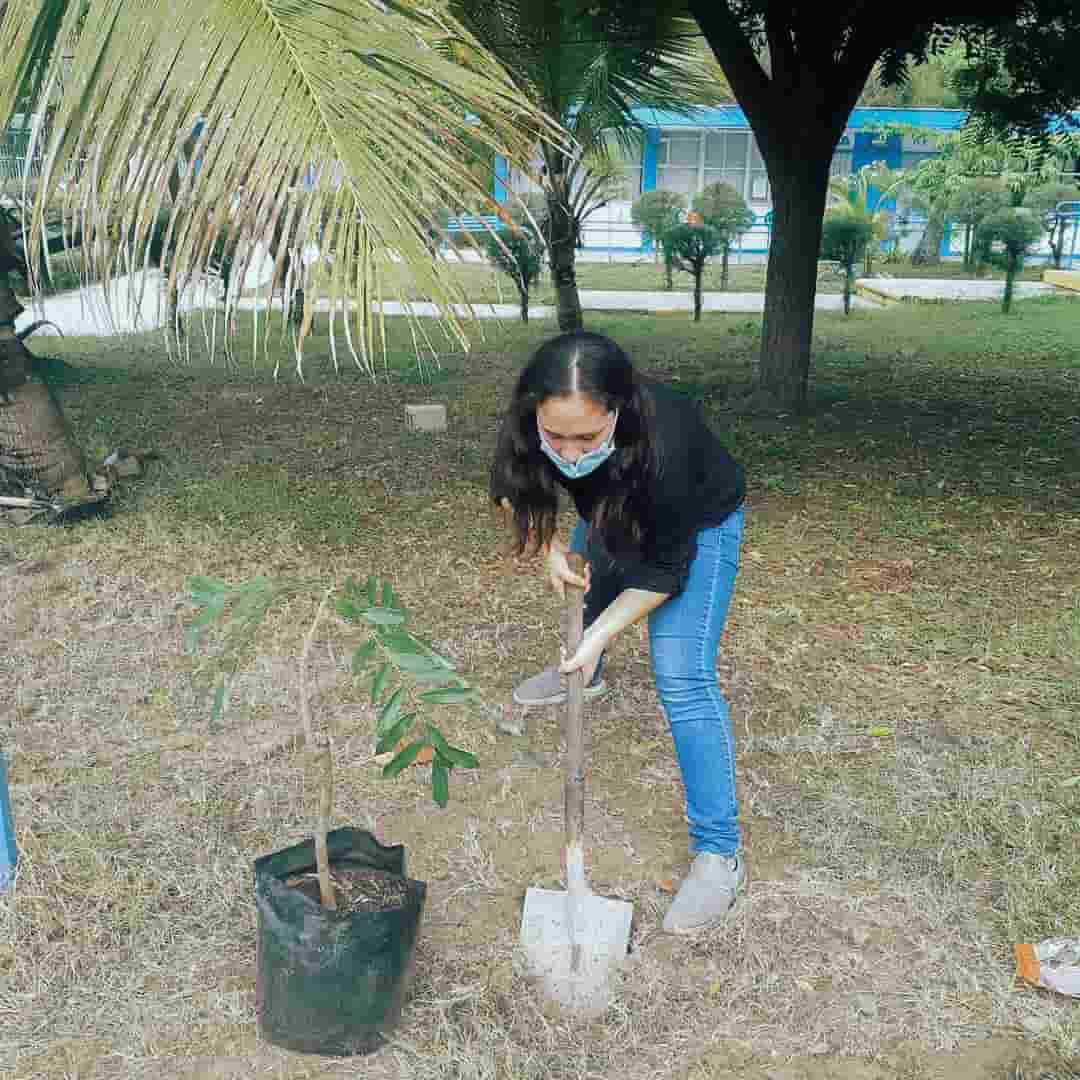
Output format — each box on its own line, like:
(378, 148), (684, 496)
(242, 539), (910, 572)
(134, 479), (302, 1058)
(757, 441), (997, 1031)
(431, 761), (450, 808)
(427, 726), (478, 771)
(377, 628), (424, 654)
(440, 744), (479, 770)
(382, 581), (395, 607)
(428, 724), (453, 759)
(388, 653), (447, 679)
(363, 608), (407, 626)
(336, 595), (362, 623)
(375, 712), (417, 755)
(370, 663), (391, 705)
(378, 628), (455, 669)
(376, 687), (407, 736)
(366, 575), (378, 606)
(210, 681), (228, 726)
(383, 739), (428, 778)
(187, 575), (228, 602)
(351, 639), (378, 674)
(419, 686), (476, 705)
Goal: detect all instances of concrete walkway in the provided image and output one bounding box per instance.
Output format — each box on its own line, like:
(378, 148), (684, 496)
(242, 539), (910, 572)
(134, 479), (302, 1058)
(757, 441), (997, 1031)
(13, 270), (1072, 338)
(14, 270), (220, 338)
(372, 289), (878, 319)
(855, 277), (1059, 304)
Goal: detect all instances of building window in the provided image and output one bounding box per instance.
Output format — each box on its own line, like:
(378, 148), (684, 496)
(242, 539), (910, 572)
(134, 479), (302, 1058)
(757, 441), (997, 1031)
(610, 141), (643, 201)
(748, 138), (770, 202)
(657, 132), (700, 196)
(830, 150), (853, 178)
(704, 131), (748, 194)
(656, 129), (771, 203)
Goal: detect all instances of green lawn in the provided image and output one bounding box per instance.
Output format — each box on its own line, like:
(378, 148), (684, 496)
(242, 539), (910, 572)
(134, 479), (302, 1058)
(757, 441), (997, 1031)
(2, 296), (1078, 1079)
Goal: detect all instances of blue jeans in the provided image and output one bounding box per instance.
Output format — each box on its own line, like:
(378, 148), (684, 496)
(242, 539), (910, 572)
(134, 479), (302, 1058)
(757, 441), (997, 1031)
(571, 509), (744, 855)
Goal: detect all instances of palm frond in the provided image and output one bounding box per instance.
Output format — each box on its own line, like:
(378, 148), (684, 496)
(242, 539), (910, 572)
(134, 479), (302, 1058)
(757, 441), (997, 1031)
(0, 0), (560, 375)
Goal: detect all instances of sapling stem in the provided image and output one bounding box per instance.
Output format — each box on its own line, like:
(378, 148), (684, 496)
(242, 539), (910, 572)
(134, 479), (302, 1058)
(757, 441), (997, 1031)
(300, 590), (336, 911)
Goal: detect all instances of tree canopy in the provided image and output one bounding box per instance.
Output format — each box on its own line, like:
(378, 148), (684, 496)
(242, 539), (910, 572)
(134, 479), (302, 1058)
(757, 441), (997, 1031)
(678, 0), (1080, 410)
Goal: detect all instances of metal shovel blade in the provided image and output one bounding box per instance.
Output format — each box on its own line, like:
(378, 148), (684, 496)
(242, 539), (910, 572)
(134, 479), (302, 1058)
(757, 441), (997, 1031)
(520, 884), (633, 1012)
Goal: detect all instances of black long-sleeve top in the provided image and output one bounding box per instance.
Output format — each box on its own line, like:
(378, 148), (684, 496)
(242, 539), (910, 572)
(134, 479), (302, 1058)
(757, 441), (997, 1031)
(554, 379), (745, 596)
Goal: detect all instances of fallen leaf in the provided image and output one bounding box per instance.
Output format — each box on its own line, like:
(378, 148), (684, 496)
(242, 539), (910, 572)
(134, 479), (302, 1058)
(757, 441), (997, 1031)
(656, 877), (676, 895)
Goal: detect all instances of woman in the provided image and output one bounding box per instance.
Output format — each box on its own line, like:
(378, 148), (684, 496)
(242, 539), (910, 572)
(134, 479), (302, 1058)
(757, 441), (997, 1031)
(491, 330), (746, 934)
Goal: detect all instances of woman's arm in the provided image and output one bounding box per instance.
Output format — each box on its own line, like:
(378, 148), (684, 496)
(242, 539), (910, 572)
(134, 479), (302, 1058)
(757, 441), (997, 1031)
(559, 587), (669, 679)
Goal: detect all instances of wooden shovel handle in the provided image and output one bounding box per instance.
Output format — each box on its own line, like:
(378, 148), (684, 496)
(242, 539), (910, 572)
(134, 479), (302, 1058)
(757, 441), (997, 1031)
(564, 553), (586, 867)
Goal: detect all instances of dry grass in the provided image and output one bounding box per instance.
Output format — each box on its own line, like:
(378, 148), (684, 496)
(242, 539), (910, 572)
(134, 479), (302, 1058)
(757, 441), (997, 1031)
(1, 300), (1078, 1078)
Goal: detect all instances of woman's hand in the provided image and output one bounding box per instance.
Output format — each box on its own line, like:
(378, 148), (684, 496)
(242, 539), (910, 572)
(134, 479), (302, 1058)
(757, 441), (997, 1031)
(545, 538), (590, 599)
(559, 627), (607, 687)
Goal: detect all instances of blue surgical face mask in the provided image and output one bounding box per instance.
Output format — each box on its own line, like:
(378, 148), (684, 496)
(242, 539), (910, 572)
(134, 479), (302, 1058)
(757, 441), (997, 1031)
(537, 409), (618, 480)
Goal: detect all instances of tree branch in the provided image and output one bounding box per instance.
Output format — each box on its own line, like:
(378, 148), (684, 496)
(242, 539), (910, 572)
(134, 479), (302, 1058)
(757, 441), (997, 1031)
(688, 1), (773, 122)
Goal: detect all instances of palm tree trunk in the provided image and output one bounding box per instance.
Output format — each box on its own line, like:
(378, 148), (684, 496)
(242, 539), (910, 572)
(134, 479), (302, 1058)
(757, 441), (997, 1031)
(843, 264), (853, 315)
(693, 267), (703, 321)
(517, 283), (529, 323)
(0, 277), (92, 500)
(545, 177), (582, 333)
(664, 249), (674, 291)
(720, 246), (730, 291)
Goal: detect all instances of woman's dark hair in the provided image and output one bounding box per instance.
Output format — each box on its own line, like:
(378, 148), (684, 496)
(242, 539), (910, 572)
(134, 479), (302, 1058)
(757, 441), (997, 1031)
(490, 330), (656, 557)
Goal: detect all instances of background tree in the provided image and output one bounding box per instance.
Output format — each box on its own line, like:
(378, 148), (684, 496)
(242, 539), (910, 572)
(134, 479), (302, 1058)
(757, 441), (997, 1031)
(631, 189), (686, 289)
(899, 127), (1079, 264)
(821, 211), (874, 315)
(482, 203), (545, 323)
(664, 222), (721, 322)
(676, 0), (1080, 411)
(977, 207), (1044, 313)
(0, 1), (551, 504)
(692, 181), (754, 290)
(946, 178), (1011, 270)
(449, 0), (722, 332)
(1024, 181), (1080, 269)
(827, 165), (900, 276)
(858, 42), (966, 108)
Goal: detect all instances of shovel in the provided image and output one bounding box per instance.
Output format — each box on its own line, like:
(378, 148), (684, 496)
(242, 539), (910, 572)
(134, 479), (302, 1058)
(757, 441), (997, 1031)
(519, 553), (633, 1012)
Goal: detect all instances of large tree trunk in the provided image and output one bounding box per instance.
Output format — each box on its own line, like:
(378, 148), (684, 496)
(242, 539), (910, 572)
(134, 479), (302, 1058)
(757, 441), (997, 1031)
(689, 1), (885, 413)
(0, 277), (92, 501)
(545, 170), (582, 333)
(693, 267), (703, 321)
(757, 153), (831, 411)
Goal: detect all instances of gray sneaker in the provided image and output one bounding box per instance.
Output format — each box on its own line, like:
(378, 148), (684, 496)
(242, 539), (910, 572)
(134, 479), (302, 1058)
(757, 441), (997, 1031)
(662, 853), (746, 935)
(512, 665), (608, 706)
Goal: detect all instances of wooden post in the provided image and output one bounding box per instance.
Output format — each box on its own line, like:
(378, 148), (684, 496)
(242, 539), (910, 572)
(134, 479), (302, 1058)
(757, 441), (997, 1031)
(0, 751), (16, 890)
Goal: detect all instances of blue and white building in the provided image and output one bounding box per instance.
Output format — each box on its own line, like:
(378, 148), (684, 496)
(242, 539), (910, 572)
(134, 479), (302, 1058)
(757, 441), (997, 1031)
(493, 106), (1080, 264)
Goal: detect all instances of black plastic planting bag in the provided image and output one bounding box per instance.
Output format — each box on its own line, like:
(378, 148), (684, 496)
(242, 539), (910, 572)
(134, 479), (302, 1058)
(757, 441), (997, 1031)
(255, 827), (426, 1056)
